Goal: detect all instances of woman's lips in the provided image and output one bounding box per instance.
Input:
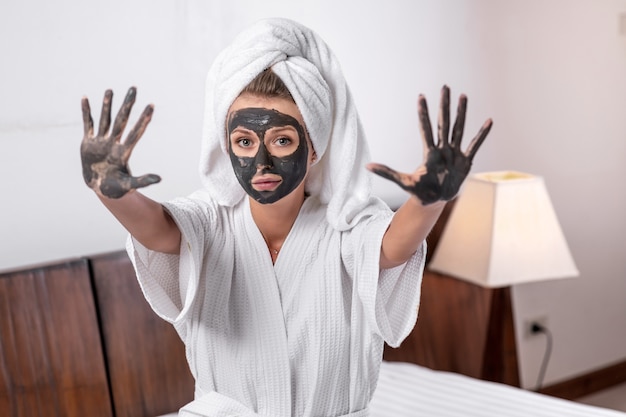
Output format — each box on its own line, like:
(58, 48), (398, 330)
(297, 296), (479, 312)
(252, 175), (282, 191)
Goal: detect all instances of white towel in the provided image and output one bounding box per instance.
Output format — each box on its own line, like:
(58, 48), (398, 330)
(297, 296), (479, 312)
(199, 18), (383, 231)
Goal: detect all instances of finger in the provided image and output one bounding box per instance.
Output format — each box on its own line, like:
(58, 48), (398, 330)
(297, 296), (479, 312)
(465, 118), (493, 160)
(438, 85), (450, 148)
(418, 95), (435, 149)
(130, 173), (161, 189)
(451, 94), (467, 149)
(110, 86), (137, 142)
(97, 90), (113, 138)
(121, 104), (154, 164)
(81, 97), (94, 138)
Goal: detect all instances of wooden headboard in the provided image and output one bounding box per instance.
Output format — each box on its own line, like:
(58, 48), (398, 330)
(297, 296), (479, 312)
(0, 201), (518, 416)
(89, 252), (195, 415)
(1, 253), (194, 417)
(0, 259), (113, 416)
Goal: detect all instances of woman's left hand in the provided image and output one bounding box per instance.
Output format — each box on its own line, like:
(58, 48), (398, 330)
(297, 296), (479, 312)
(367, 85), (492, 205)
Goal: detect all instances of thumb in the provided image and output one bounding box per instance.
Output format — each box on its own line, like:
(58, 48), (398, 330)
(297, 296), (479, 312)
(367, 162), (403, 185)
(131, 173), (162, 189)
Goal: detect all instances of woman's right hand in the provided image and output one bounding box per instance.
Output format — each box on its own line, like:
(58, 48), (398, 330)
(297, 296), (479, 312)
(80, 87), (161, 199)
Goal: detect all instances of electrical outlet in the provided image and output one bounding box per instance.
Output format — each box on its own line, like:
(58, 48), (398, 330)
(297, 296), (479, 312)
(523, 315), (548, 339)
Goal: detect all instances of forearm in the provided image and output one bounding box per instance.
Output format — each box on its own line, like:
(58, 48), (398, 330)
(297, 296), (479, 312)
(98, 191), (181, 254)
(380, 196), (447, 269)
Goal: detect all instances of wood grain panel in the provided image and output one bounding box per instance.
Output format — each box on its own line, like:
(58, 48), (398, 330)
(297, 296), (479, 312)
(89, 250), (194, 417)
(0, 259), (113, 417)
(539, 359), (626, 400)
(384, 270), (492, 378)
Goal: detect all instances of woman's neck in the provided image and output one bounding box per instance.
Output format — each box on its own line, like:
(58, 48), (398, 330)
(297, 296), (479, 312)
(249, 188), (306, 253)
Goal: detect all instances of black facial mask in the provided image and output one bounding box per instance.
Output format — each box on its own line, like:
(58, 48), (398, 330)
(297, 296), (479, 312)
(228, 107), (309, 204)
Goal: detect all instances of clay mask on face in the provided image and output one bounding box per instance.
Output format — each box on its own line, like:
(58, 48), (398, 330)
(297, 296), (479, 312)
(228, 107), (309, 204)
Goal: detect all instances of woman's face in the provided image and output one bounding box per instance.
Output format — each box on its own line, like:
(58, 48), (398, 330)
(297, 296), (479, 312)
(227, 93), (314, 204)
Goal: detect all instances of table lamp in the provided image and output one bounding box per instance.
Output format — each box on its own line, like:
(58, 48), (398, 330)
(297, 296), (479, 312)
(429, 171), (579, 287)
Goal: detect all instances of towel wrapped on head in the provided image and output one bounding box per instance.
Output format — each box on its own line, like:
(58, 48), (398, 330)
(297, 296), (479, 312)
(200, 17), (385, 231)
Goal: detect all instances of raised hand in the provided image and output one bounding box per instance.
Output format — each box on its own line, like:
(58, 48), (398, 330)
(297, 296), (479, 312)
(80, 87), (160, 199)
(367, 85), (492, 205)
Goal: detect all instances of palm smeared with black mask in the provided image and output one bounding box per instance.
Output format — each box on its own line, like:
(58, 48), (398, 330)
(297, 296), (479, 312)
(80, 87), (160, 199)
(367, 85), (492, 205)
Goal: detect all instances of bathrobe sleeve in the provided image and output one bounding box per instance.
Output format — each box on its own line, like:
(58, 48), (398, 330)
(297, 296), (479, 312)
(341, 205), (426, 348)
(126, 191), (219, 326)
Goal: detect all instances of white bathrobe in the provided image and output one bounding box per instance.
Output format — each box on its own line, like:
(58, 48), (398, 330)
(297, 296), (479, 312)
(126, 17), (426, 417)
(127, 192), (424, 417)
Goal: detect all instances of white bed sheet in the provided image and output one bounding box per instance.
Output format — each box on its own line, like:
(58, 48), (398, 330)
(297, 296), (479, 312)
(371, 361), (625, 416)
(159, 361), (626, 416)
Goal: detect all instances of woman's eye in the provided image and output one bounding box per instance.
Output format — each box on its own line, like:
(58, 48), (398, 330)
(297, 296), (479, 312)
(276, 137), (291, 146)
(238, 138), (252, 147)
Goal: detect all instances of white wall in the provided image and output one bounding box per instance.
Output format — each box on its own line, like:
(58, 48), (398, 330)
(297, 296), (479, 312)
(1, 0), (624, 390)
(483, 1), (626, 388)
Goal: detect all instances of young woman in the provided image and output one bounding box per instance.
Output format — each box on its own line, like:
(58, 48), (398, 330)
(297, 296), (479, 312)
(80, 18), (491, 417)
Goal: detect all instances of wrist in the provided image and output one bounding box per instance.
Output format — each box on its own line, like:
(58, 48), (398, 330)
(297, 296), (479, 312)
(408, 193), (448, 210)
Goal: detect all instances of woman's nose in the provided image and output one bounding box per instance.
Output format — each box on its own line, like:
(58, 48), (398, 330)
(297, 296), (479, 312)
(254, 143), (273, 170)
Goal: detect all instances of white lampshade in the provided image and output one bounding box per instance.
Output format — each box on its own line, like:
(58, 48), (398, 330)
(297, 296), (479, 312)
(429, 171), (579, 288)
